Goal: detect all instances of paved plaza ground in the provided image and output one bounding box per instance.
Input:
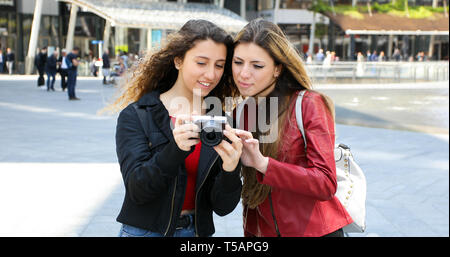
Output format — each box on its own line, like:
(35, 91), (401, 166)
(0, 75), (448, 237)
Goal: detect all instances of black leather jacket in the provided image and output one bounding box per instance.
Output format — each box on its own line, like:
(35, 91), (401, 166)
(115, 90), (242, 237)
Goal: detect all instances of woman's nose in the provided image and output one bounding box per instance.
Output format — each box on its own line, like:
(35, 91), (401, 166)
(239, 65), (251, 79)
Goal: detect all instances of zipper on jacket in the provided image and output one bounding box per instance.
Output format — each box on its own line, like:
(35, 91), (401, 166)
(164, 176), (178, 236)
(194, 156), (219, 237)
(269, 192), (281, 237)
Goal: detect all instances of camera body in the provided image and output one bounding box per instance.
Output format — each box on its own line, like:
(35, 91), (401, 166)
(192, 115), (227, 147)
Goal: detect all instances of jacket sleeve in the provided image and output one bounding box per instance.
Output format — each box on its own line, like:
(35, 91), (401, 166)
(257, 92), (337, 201)
(115, 105), (191, 204)
(209, 160), (243, 216)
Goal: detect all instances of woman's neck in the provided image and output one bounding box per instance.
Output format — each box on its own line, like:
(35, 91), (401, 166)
(160, 81), (204, 116)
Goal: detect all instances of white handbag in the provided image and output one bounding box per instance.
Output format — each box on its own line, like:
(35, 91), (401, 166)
(295, 90), (367, 233)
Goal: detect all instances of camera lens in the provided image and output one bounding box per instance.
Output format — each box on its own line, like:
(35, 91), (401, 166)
(206, 132), (216, 141)
(200, 129), (223, 147)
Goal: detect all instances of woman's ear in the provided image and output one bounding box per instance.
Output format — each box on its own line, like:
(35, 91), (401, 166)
(274, 64), (282, 78)
(174, 57), (182, 70)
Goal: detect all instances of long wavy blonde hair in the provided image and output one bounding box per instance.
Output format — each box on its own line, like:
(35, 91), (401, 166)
(101, 19), (237, 114)
(235, 19), (335, 209)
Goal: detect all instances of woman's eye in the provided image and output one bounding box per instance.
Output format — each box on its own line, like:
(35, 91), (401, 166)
(197, 62), (206, 66)
(254, 65), (264, 69)
(216, 64), (224, 69)
(233, 61), (243, 65)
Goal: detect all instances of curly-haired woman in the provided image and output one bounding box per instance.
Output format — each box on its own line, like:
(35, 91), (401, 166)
(107, 20), (243, 237)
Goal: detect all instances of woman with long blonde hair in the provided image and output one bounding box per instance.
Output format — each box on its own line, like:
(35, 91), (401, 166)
(111, 20), (243, 237)
(232, 19), (353, 237)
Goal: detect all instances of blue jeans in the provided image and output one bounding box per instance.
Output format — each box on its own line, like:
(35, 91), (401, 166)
(118, 214), (196, 237)
(46, 71), (56, 90)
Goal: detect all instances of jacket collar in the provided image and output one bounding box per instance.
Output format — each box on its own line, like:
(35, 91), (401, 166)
(136, 90), (173, 140)
(136, 90), (162, 107)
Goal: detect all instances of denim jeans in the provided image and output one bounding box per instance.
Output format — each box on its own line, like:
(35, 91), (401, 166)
(118, 214), (196, 237)
(46, 71), (56, 90)
(67, 69), (77, 98)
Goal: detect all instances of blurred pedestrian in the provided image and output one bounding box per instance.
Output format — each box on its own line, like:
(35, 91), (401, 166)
(119, 50), (128, 70)
(45, 51), (58, 91)
(315, 48), (324, 62)
(6, 48), (14, 75)
(0, 49), (4, 73)
(366, 50), (371, 61)
(356, 52), (364, 77)
(57, 49), (68, 91)
(323, 51), (332, 68)
(370, 50), (378, 62)
(101, 49), (111, 85)
(392, 48), (401, 61)
(232, 19), (352, 237)
(306, 53), (313, 64)
(108, 19), (242, 237)
(378, 51), (385, 62)
(35, 47), (47, 86)
(66, 47), (80, 100)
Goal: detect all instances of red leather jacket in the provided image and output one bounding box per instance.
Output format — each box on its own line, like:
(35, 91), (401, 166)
(243, 90), (353, 237)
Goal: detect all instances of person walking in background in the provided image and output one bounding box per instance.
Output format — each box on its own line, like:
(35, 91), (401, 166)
(232, 18), (352, 237)
(45, 51), (58, 91)
(35, 47), (47, 86)
(6, 48), (14, 75)
(356, 51), (365, 77)
(366, 50), (371, 61)
(392, 48), (401, 61)
(102, 49), (111, 85)
(370, 50), (378, 62)
(66, 47), (80, 100)
(315, 48), (324, 63)
(57, 49), (68, 91)
(0, 49), (4, 74)
(378, 51), (386, 62)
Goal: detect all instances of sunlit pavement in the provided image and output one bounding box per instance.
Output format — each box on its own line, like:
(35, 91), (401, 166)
(0, 75), (448, 237)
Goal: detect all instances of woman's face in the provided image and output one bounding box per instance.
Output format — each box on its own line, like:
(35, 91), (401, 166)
(175, 39), (227, 97)
(232, 42), (281, 97)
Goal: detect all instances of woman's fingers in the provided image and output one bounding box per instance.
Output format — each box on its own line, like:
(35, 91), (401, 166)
(223, 130), (242, 151)
(233, 129), (253, 140)
(173, 114), (201, 151)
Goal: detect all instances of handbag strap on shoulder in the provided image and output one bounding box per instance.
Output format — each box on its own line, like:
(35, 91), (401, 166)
(295, 90), (307, 150)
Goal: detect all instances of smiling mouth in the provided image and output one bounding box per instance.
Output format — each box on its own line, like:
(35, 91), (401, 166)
(198, 81), (212, 88)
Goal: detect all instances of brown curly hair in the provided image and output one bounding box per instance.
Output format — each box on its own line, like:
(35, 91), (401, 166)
(101, 19), (238, 114)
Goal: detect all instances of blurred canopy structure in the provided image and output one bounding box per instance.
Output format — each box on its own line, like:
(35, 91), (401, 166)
(59, 0), (247, 32)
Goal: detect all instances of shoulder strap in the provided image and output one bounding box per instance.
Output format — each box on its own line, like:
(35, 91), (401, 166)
(295, 90), (307, 150)
(132, 103), (150, 140)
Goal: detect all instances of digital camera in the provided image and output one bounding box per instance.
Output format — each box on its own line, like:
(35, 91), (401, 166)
(192, 116), (227, 147)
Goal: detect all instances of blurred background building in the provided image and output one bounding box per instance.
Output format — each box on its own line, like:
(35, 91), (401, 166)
(0, 0), (448, 74)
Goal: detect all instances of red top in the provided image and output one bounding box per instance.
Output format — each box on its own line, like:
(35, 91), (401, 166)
(170, 116), (201, 211)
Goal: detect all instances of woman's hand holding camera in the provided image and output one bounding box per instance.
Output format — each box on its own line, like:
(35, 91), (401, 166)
(213, 124), (243, 172)
(173, 114), (201, 152)
(173, 114), (243, 172)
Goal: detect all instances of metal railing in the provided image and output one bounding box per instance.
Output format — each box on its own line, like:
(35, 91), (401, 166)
(305, 61), (449, 83)
(77, 60), (449, 83)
